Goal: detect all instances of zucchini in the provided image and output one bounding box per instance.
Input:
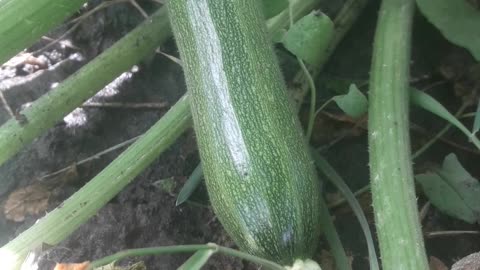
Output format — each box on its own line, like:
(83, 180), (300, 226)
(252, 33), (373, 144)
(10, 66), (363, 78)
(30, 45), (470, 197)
(168, 0), (321, 264)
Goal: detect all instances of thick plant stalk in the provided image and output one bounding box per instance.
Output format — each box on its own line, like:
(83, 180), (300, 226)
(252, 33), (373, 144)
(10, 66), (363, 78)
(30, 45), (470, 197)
(368, 0), (429, 269)
(0, 0), (87, 64)
(0, 95), (191, 270)
(0, 6), (171, 168)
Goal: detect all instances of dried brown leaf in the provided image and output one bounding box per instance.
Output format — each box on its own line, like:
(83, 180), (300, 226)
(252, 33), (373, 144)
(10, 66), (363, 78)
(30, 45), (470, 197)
(3, 184), (51, 222)
(53, 261), (90, 270)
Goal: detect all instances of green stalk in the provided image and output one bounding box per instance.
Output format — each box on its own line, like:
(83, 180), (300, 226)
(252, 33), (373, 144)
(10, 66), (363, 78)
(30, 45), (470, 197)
(368, 0), (429, 269)
(0, 95), (191, 270)
(89, 244), (285, 270)
(0, 6), (171, 168)
(0, 0), (87, 65)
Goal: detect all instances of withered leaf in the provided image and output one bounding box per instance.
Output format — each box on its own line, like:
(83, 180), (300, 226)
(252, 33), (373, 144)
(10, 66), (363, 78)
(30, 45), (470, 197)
(53, 261), (90, 270)
(4, 184), (51, 222)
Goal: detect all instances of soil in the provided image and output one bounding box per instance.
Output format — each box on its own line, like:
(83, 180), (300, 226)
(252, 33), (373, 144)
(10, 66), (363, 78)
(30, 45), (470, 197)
(1, 1), (479, 270)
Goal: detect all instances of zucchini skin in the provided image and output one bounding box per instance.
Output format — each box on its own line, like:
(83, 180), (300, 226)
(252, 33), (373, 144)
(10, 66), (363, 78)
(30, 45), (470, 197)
(168, 0), (321, 264)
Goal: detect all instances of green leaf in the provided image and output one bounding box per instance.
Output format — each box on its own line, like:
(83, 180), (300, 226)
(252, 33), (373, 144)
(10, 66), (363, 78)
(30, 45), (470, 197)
(333, 84), (368, 119)
(177, 249), (216, 270)
(415, 153), (480, 223)
(261, 0), (288, 19)
(282, 11), (334, 67)
(416, 0), (480, 61)
(473, 99), (480, 135)
(176, 163), (203, 206)
(410, 89), (480, 150)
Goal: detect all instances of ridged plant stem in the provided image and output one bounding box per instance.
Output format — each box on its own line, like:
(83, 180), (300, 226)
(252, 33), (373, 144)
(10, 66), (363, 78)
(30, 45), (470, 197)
(368, 0), (429, 269)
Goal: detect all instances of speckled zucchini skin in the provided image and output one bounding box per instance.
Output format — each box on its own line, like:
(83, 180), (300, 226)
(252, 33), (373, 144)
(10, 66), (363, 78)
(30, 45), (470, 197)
(167, 0), (321, 264)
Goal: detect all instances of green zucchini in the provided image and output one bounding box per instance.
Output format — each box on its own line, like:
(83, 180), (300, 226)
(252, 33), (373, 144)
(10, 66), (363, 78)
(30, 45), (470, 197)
(167, 0), (321, 264)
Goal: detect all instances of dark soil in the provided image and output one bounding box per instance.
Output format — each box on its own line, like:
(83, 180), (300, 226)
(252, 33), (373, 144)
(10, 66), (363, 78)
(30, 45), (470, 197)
(1, 1), (479, 270)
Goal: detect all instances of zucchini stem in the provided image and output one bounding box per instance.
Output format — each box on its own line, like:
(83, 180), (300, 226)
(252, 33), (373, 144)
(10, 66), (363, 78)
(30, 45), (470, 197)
(368, 0), (429, 269)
